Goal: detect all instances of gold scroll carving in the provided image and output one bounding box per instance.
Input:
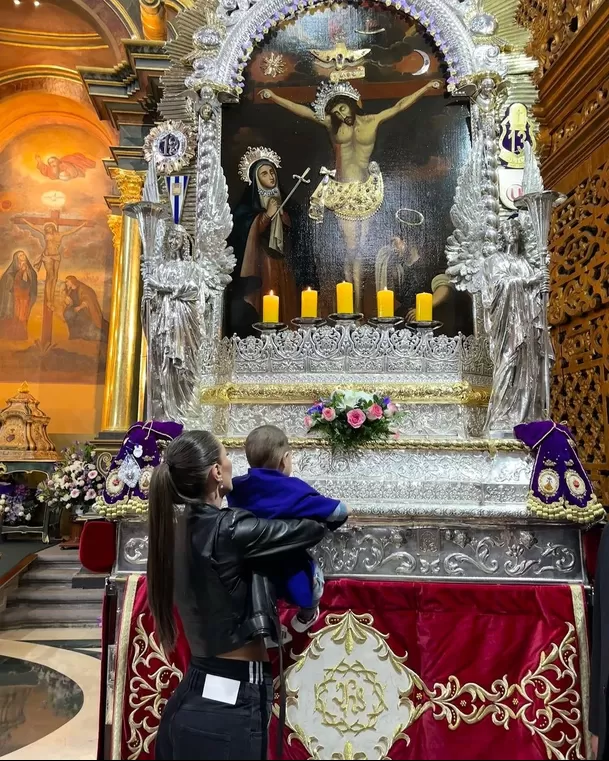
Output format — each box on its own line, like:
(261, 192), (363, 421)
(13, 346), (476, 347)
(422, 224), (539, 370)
(516, 0), (603, 83)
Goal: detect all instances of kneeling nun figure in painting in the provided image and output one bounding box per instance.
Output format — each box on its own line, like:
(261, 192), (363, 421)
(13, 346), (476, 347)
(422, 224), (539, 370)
(149, 430), (324, 760)
(227, 147), (299, 336)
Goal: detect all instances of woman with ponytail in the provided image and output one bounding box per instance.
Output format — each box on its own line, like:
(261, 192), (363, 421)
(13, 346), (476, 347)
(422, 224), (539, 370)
(148, 430), (324, 760)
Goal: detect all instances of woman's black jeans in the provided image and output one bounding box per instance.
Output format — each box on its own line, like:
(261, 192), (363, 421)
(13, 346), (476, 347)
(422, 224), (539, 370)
(155, 656), (273, 760)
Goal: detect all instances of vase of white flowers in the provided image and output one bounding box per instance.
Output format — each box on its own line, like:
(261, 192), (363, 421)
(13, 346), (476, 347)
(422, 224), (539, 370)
(36, 443), (104, 519)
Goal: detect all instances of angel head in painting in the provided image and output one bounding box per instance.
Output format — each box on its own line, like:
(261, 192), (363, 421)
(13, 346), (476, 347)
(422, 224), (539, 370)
(226, 146), (299, 336)
(35, 153), (96, 181)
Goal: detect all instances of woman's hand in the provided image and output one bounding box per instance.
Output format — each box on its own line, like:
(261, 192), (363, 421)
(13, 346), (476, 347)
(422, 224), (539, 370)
(266, 198), (279, 218)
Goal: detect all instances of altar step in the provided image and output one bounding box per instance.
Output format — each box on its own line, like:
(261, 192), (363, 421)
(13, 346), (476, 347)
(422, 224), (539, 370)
(0, 546), (104, 630)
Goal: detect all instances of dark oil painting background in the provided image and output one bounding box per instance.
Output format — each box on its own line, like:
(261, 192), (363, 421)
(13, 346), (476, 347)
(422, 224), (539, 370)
(222, 2), (473, 336)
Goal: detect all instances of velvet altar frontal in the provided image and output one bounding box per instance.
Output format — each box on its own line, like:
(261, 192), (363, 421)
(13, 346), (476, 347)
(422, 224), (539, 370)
(103, 573), (592, 761)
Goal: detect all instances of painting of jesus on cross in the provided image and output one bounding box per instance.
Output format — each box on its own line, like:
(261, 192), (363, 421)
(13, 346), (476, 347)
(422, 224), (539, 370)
(0, 117), (114, 386)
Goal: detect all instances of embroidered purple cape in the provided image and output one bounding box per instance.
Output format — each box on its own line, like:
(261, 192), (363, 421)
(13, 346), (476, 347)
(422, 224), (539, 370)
(514, 420), (604, 524)
(228, 468), (341, 608)
(100, 421), (183, 510)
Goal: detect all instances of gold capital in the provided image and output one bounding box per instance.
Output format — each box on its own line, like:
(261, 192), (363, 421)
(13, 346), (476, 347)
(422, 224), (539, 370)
(110, 168), (145, 206)
(107, 213), (123, 254)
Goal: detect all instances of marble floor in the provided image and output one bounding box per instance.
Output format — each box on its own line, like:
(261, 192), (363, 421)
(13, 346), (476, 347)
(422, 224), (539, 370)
(0, 628), (101, 760)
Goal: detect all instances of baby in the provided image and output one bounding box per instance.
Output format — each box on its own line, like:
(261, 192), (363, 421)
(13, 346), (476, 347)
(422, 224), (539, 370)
(228, 424), (348, 632)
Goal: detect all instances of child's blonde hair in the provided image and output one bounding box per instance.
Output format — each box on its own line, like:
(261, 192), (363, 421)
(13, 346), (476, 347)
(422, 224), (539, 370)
(245, 425), (290, 470)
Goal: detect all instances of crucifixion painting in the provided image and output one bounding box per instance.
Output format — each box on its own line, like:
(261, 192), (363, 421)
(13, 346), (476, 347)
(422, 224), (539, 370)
(14, 211), (92, 346)
(260, 78), (441, 310)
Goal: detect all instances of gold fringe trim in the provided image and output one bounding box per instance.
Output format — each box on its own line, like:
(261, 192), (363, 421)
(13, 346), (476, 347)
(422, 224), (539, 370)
(111, 575), (139, 760)
(200, 382), (490, 406)
(96, 495), (149, 519)
(527, 492), (606, 524)
(571, 585), (593, 760)
(221, 436), (524, 453)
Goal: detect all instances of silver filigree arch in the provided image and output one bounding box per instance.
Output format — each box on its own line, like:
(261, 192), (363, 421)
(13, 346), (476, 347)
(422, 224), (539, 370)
(214, 0), (482, 92)
(160, 0), (510, 397)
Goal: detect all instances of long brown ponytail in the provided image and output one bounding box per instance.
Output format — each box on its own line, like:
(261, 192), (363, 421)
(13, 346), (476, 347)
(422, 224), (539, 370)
(147, 430), (222, 652)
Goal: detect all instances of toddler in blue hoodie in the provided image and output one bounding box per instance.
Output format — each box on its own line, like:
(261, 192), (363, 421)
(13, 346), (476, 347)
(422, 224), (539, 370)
(228, 424), (348, 632)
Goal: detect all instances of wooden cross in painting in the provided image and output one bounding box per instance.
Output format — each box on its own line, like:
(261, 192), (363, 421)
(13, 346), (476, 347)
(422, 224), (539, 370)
(13, 207), (93, 347)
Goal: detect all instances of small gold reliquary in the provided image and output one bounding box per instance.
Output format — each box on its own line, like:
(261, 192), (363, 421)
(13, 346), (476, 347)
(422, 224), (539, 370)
(0, 383), (58, 461)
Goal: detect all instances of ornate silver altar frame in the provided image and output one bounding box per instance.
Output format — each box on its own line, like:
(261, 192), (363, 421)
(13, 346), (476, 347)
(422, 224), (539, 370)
(103, 8), (594, 759)
(158, 0), (510, 375)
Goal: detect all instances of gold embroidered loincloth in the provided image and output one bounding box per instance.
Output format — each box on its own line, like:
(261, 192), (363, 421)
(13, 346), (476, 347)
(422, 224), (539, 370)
(309, 164), (384, 222)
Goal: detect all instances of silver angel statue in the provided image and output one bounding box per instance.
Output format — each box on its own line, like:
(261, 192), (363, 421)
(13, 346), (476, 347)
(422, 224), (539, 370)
(143, 223), (205, 423)
(481, 217), (545, 435)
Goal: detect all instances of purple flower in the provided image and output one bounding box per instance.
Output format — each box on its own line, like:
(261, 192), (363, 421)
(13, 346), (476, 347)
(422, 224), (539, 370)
(307, 402), (324, 415)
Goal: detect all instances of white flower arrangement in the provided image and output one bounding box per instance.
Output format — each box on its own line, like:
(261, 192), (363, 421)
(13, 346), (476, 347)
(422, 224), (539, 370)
(1, 483), (37, 525)
(36, 443), (104, 516)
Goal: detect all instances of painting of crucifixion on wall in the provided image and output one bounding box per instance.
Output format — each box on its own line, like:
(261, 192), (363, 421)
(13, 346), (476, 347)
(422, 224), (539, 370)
(0, 122), (112, 384)
(222, 1), (474, 337)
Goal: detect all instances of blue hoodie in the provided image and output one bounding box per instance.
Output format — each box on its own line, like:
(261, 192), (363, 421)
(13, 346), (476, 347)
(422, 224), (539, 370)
(228, 468), (344, 608)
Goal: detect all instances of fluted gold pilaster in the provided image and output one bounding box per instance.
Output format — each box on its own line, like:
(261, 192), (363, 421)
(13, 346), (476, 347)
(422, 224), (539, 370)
(101, 170), (145, 433)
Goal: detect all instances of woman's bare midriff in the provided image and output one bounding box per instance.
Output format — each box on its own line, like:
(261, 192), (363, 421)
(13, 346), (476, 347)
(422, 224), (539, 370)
(217, 636), (268, 662)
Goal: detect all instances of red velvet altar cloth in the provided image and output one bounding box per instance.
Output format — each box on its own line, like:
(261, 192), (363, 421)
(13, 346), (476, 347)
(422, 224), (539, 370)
(110, 577), (591, 760)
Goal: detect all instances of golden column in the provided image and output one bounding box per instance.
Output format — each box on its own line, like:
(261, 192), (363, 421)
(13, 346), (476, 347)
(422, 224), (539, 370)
(140, 0), (167, 41)
(101, 169), (146, 433)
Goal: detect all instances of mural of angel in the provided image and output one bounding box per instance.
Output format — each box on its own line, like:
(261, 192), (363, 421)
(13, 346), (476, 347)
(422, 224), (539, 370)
(35, 153), (96, 181)
(142, 223), (205, 422)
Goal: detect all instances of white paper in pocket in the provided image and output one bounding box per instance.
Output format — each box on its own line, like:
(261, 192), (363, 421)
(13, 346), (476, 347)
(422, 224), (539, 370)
(202, 674), (240, 705)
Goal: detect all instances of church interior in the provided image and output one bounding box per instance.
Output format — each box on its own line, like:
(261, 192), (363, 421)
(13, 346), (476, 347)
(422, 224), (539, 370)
(0, 0), (608, 758)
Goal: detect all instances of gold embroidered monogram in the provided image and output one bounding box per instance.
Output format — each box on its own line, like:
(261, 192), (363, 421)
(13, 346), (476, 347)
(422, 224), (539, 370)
(276, 610), (588, 759)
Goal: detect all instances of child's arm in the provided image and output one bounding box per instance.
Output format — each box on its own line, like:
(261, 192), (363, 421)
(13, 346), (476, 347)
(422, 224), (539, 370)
(326, 501), (350, 524)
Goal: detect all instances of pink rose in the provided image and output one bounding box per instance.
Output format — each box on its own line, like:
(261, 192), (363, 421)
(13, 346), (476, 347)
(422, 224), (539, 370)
(322, 407), (336, 422)
(304, 415), (313, 430)
(366, 403), (384, 421)
(346, 409), (366, 429)
(385, 402), (399, 417)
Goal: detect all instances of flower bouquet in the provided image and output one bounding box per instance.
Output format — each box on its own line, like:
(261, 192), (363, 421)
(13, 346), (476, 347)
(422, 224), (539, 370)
(305, 390), (400, 451)
(0, 483), (37, 525)
(36, 443), (104, 517)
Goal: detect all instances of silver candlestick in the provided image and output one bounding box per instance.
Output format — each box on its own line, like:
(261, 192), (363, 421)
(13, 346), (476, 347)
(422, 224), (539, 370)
(515, 190), (565, 419)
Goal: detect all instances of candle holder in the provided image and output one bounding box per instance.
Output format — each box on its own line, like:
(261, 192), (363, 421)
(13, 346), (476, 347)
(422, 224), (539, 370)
(252, 322), (287, 334)
(368, 316), (404, 330)
(291, 317), (326, 329)
(407, 320), (443, 335)
(328, 313), (364, 326)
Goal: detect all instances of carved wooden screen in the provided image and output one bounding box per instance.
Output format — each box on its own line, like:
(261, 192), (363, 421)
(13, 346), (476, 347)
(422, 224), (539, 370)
(549, 161), (609, 502)
(518, 0), (609, 504)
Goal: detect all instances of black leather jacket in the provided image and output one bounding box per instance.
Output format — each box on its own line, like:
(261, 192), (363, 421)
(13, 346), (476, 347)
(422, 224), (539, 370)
(174, 503), (325, 657)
